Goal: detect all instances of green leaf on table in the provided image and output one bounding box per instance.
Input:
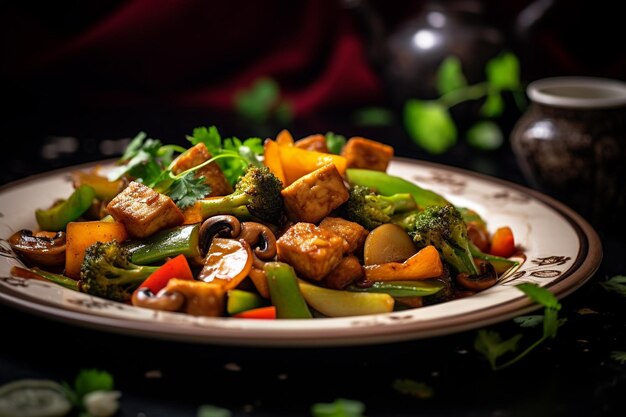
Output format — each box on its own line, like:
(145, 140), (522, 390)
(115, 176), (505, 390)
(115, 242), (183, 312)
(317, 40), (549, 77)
(516, 283), (560, 310)
(73, 369), (114, 404)
(486, 52), (521, 91)
(197, 404), (232, 417)
(480, 91), (504, 117)
(311, 398), (366, 417)
(513, 315), (545, 328)
(437, 56), (467, 95)
(600, 275), (626, 297)
(404, 100), (457, 154)
(234, 77), (281, 123)
(353, 107), (394, 127)
(474, 329), (523, 370)
(466, 121), (503, 150)
(325, 131), (347, 155)
(392, 378), (434, 399)
(610, 351), (626, 364)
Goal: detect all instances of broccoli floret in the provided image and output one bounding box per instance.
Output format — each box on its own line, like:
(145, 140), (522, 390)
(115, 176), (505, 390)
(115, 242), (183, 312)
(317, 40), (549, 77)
(406, 204), (480, 276)
(343, 185), (417, 230)
(197, 165), (284, 224)
(79, 240), (159, 302)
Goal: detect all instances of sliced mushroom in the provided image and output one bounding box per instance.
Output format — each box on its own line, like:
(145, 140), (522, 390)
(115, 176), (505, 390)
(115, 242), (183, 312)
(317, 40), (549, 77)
(456, 261), (497, 291)
(239, 222), (277, 260)
(131, 287), (185, 312)
(198, 215), (242, 255)
(8, 230), (66, 267)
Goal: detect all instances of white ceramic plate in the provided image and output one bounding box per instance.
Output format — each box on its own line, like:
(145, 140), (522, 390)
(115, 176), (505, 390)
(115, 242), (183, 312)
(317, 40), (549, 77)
(0, 158), (602, 346)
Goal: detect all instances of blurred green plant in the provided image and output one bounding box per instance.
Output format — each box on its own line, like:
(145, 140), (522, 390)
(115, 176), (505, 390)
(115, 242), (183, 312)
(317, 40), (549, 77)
(233, 77), (293, 125)
(404, 52), (525, 154)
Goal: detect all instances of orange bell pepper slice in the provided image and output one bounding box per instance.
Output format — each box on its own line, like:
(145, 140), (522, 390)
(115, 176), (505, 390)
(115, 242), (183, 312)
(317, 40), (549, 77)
(364, 245), (443, 281)
(278, 145), (347, 186)
(263, 139), (287, 185)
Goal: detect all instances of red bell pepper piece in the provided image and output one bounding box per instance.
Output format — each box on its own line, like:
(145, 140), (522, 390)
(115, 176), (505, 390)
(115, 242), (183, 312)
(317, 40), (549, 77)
(134, 254), (193, 295)
(489, 226), (515, 258)
(233, 306), (277, 319)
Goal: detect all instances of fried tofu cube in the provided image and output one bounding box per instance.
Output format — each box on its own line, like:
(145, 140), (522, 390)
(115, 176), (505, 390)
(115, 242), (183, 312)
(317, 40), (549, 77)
(162, 279), (225, 317)
(276, 222), (344, 281)
(295, 134), (329, 153)
(106, 181), (184, 238)
(342, 137), (394, 171)
(170, 143), (233, 196)
(319, 217), (369, 255)
(281, 164), (349, 223)
(321, 255), (364, 289)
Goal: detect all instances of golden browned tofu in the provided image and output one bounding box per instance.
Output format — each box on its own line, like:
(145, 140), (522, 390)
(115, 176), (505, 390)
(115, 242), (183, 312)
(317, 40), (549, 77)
(321, 255), (364, 289)
(276, 222), (344, 281)
(342, 137), (394, 171)
(106, 181), (184, 238)
(281, 164), (349, 223)
(163, 279), (225, 317)
(170, 143), (233, 196)
(319, 217), (369, 255)
(294, 134), (329, 153)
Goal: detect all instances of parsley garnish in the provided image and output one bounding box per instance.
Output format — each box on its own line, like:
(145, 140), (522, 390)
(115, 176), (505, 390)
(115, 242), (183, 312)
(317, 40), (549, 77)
(311, 399), (366, 417)
(474, 283), (562, 370)
(600, 275), (626, 297)
(63, 368), (114, 408)
(187, 125), (264, 186)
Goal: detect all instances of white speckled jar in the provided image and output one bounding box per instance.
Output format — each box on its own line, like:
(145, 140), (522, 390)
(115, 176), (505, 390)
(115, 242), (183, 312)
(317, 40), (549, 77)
(510, 77), (626, 231)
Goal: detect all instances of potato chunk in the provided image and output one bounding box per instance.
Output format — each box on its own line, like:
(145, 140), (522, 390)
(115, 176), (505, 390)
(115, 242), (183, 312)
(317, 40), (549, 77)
(106, 181), (184, 238)
(170, 143), (233, 196)
(276, 222), (344, 281)
(342, 137), (393, 171)
(281, 164), (349, 223)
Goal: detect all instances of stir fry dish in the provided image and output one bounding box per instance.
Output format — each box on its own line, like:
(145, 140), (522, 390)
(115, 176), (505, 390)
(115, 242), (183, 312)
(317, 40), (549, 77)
(9, 127), (521, 319)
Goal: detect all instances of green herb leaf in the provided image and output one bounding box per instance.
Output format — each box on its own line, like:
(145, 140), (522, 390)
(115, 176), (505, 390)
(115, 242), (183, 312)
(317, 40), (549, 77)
(480, 91), (504, 117)
(120, 131), (147, 162)
(486, 52), (521, 91)
(392, 378), (434, 399)
(311, 398), (366, 417)
(167, 173), (211, 209)
(352, 107), (394, 127)
(187, 126), (222, 155)
(466, 121), (503, 150)
(600, 275), (626, 297)
(73, 369), (114, 402)
(325, 131), (347, 154)
(516, 283), (560, 310)
(404, 100), (457, 154)
(513, 315), (545, 328)
(610, 351), (626, 364)
(474, 329), (523, 370)
(437, 56), (467, 95)
(197, 404), (232, 417)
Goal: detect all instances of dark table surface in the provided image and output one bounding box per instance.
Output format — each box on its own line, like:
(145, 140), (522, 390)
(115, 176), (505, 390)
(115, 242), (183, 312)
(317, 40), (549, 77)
(0, 108), (624, 417)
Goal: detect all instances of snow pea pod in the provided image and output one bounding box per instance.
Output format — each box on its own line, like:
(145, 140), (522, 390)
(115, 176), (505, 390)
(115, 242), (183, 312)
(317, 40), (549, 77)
(124, 224), (201, 265)
(345, 169), (448, 208)
(265, 262), (312, 319)
(35, 185), (95, 231)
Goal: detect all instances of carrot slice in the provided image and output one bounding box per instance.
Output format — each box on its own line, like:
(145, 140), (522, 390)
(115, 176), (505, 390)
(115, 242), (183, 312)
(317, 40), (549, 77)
(199, 238), (253, 290)
(490, 226), (515, 258)
(233, 306), (276, 319)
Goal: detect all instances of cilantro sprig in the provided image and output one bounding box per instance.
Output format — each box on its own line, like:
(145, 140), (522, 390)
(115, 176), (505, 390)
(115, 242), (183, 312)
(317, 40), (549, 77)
(474, 283), (563, 370)
(404, 51), (525, 154)
(107, 127), (265, 209)
(187, 126), (264, 186)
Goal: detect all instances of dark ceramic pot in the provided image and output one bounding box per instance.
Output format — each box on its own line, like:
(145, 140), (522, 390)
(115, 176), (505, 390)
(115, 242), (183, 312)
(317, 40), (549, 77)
(510, 77), (626, 232)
